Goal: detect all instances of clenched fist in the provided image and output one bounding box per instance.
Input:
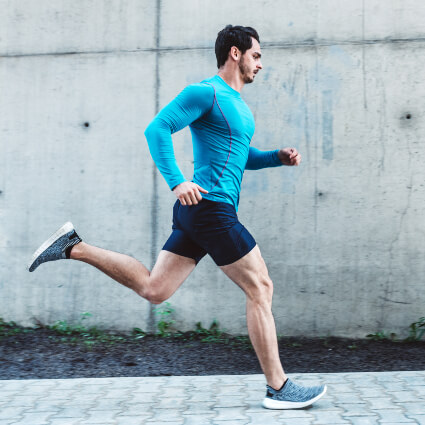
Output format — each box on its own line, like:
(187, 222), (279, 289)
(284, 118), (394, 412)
(278, 148), (301, 166)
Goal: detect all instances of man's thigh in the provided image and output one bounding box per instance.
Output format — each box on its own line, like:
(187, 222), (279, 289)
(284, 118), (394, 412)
(220, 245), (270, 292)
(149, 250), (197, 300)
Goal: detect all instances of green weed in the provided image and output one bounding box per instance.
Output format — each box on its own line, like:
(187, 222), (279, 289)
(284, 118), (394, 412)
(154, 302), (175, 337)
(405, 317), (425, 342)
(47, 312), (125, 347)
(366, 331), (397, 341)
(0, 318), (32, 338)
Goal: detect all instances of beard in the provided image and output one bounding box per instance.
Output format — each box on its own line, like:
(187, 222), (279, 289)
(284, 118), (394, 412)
(238, 56), (254, 84)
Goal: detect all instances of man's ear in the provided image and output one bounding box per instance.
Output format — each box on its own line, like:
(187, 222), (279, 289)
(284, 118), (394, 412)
(229, 46), (240, 61)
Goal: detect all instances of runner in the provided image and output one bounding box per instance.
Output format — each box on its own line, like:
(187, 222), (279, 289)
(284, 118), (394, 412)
(28, 25), (326, 409)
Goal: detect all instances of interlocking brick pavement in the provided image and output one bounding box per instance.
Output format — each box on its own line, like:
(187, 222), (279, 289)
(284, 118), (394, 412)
(0, 371), (423, 424)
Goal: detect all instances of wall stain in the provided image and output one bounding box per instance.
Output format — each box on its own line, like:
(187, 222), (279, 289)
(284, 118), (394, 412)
(322, 90), (333, 160)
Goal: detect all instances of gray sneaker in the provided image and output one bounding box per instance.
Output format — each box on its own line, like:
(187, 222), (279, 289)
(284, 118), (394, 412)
(28, 222), (82, 272)
(262, 378), (327, 409)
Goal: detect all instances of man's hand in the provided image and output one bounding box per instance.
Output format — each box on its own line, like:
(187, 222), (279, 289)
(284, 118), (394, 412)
(173, 182), (208, 206)
(278, 148), (302, 166)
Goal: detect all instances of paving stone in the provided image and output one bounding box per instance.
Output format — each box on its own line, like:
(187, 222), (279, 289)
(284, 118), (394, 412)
(314, 398), (344, 410)
(374, 409), (415, 422)
(187, 391), (216, 402)
(380, 382), (407, 391)
(80, 409), (121, 423)
(161, 387), (187, 398)
(146, 422), (184, 425)
(50, 406), (87, 419)
(0, 382), (30, 391)
(182, 401), (215, 414)
(357, 388), (386, 397)
(188, 381), (216, 391)
(278, 419), (314, 425)
(0, 390), (21, 400)
(102, 389), (133, 399)
(214, 395), (247, 407)
(341, 403), (370, 416)
(322, 375), (349, 384)
(406, 415), (425, 425)
(117, 404), (156, 416)
(9, 412), (56, 425)
(38, 390), (80, 400)
(311, 410), (351, 424)
(47, 420), (82, 425)
(214, 407), (248, 421)
(219, 375), (246, 385)
(114, 414), (152, 424)
(388, 391), (421, 402)
(244, 390), (263, 402)
(327, 384), (358, 393)
(364, 397), (398, 409)
(148, 408), (184, 422)
(183, 414), (215, 424)
(333, 393), (367, 404)
(0, 407), (24, 420)
(216, 385), (246, 396)
(399, 376), (425, 386)
(414, 387), (425, 396)
(133, 383), (163, 393)
(6, 395), (43, 407)
(242, 374), (264, 382)
(91, 398), (124, 410)
(127, 392), (158, 404)
(347, 416), (380, 425)
(156, 397), (186, 409)
(245, 411), (281, 423)
(396, 402), (425, 414)
(277, 410), (315, 419)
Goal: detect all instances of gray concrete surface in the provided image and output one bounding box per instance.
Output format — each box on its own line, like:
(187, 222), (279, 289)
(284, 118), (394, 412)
(1, 1), (425, 336)
(0, 371), (424, 424)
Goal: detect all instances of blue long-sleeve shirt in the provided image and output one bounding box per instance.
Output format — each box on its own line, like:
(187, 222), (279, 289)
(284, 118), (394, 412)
(144, 75), (282, 209)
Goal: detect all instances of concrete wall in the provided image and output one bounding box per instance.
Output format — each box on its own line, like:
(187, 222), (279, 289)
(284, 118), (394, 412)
(1, 0), (424, 337)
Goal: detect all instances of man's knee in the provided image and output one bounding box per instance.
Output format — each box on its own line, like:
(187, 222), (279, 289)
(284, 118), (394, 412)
(248, 275), (274, 305)
(140, 276), (170, 305)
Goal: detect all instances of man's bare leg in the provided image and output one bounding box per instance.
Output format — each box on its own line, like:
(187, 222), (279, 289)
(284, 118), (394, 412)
(220, 245), (286, 390)
(71, 242), (196, 304)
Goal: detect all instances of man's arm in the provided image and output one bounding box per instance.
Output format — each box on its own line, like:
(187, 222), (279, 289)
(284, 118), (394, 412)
(245, 146), (301, 170)
(144, 83), (214, 205)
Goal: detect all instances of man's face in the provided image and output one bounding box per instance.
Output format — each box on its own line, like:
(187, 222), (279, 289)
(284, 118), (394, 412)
(238, 38), (262, 84)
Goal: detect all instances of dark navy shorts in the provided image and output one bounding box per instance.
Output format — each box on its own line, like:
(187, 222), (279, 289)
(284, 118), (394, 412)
(162, 199), (256, 266)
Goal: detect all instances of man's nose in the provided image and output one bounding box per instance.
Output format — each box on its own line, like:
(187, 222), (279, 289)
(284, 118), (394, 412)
(257, 61), (263, 69)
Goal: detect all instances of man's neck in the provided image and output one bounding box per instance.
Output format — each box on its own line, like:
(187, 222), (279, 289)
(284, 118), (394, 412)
(217, 70), (244, 93)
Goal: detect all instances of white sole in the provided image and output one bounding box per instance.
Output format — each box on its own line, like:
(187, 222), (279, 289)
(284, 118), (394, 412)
(27, 222), (74, 271)
(262, 385), (327, 410)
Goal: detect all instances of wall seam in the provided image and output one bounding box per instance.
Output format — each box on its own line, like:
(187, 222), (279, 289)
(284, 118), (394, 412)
(147, 0), (161, 334)
(2, 37), (425, 58)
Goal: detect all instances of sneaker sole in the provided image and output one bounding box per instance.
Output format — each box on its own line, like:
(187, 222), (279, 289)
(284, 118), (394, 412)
(27, 222), (74, 271)
(262, 385), (327, 410)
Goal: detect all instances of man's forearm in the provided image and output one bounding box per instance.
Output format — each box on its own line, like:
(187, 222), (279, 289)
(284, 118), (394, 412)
(245, 147), (282, 170)
(144, 117), (187, 190)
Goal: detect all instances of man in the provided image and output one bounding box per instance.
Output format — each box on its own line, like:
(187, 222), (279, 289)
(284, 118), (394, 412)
(28, 25), (326, 409)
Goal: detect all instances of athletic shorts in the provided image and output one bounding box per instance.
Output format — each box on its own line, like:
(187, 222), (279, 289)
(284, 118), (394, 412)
(162, 199), (256, 266)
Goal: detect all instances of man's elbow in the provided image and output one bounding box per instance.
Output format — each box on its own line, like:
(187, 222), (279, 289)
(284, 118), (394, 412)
(144, 118), (172, 140)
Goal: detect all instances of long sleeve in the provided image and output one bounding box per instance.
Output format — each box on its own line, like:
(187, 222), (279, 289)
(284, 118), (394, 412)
(245, 146), (282, 170)
(144, 83), (214, 190)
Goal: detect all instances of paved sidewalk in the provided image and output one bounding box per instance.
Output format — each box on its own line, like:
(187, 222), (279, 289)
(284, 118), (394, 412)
(0, 371), (424, 424)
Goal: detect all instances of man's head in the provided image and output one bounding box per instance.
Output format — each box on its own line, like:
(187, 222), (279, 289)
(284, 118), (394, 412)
(215, 25), (262, 84)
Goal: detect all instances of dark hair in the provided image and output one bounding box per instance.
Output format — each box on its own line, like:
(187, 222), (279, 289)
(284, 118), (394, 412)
(215, 25), (260, 68)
